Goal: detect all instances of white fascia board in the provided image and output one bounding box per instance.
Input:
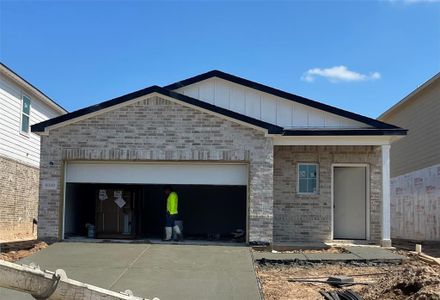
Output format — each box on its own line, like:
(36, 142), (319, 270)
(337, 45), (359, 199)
(39, 92), (269, 135)
(272, 135), (398, 146)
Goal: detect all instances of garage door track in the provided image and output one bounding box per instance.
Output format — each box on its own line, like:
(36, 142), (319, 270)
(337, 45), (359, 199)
(0, 242), (261, 300)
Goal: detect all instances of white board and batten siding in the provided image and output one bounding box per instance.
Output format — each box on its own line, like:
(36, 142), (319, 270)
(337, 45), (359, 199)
(175, 77), (368, 129)
(0, 73), (62, 168)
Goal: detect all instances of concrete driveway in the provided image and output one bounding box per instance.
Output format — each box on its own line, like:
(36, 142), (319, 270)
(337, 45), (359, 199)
(0, 242), (261, 300)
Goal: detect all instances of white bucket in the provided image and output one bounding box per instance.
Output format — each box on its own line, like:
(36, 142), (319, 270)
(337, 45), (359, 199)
(173, 220), (183, 239)
(87, 225), (95, 238)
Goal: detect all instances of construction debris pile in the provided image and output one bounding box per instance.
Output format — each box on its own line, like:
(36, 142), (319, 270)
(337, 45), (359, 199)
(360, 262), (440, 300)
(256, 254), (440, 300)
(0, 240), (48, 262)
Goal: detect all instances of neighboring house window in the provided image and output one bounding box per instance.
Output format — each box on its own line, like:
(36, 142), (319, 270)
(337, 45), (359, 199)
(298, 163), (318, 194)
(21, 95), (31, 133)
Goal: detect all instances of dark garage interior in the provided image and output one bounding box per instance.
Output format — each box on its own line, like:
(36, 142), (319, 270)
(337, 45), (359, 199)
(64, 183), (247, 241)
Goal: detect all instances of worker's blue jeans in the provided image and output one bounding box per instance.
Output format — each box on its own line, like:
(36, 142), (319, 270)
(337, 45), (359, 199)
(165, 213), (179, 227)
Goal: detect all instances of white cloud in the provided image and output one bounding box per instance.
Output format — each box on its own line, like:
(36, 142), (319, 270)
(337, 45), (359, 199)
(301, 66), (381, 83)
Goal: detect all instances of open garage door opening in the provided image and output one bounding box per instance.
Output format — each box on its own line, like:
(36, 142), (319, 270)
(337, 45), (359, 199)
(64, 183), (247, 242)
(63, 161), (249, 243)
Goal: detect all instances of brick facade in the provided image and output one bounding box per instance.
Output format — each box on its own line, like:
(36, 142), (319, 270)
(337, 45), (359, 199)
(273, 145), (383, 244)
(0, 156), (39, 241)
(37, 96), (385, 245)
(38, 96), (274, 243)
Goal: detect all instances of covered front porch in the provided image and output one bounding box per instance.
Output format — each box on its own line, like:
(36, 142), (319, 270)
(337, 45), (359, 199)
(272, 135), (393, 247)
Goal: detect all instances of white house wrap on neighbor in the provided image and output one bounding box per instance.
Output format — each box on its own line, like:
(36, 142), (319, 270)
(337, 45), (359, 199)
(0, 63), (66, 241)
(379, 72), (440, 241)
(31, 70), (406, 246)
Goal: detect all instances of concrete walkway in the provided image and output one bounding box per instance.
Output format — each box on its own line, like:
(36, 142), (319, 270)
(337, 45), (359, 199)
(0, 243), (261, 300)
(253, 246), (405, 263)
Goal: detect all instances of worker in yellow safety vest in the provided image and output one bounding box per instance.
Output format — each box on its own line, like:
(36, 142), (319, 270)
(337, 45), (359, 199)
(163, 185), (183, 241)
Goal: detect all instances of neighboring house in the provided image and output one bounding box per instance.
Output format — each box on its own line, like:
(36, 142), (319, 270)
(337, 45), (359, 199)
(0, 63), (67, 241)
(31, 70), (406, 246)
(379, 72), (440, 241)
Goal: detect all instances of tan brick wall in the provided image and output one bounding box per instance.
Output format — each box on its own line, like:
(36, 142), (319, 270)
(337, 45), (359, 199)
(273, 146), (383, 243)
(0, 156), (39, 241)
(38, 96), (274, 243)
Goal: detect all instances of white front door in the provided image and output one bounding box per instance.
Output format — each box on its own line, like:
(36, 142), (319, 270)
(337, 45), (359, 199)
(333, 166), (367, 240)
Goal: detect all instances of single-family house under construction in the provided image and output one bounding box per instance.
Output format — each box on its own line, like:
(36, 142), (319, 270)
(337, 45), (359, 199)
(32, 70), (406, 246)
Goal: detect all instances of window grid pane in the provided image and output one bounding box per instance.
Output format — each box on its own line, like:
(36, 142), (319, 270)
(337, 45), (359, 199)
(308, 165), (317, 178)
(21, 115), (30, 133)
(299, 165), (307, 179)
(298, 164), (318, 194)
(22, 96), (31, 115)
(309, 179), (317, 193)
(299, 178), (308, 193)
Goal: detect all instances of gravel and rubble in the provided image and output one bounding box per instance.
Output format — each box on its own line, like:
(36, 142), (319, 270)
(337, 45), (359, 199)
(360, 259), (440, 300)
(256, 250), (440, 300)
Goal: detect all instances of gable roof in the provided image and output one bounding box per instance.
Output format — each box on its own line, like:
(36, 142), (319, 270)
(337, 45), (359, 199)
(164, 70), (400, 130)
(31, 85), (284, 134)
(0, 62), (68, 114)
(32, 70), (406, 136)
(379, 72), (440, 120)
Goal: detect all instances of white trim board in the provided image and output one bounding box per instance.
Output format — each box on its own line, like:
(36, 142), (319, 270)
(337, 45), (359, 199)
(273, 136), (399, 146)
(62, 162), (67, 240)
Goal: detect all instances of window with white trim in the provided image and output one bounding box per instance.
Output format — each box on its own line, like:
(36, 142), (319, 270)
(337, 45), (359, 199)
(297, 163), (318, 194)
(21, 95), (31, 133)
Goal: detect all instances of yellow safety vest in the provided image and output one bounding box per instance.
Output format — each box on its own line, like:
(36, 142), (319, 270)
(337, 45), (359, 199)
(167, 192), (178, 215)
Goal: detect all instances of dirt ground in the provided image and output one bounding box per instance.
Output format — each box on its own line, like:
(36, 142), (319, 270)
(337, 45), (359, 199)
(393, 240), (440, 258)
(0, 240), (48, 262)
(256, 252), (440, 300)
(257, 247), (347, 254)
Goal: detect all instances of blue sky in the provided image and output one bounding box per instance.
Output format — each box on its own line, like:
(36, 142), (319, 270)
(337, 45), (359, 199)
(1, 0), (439, 118)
